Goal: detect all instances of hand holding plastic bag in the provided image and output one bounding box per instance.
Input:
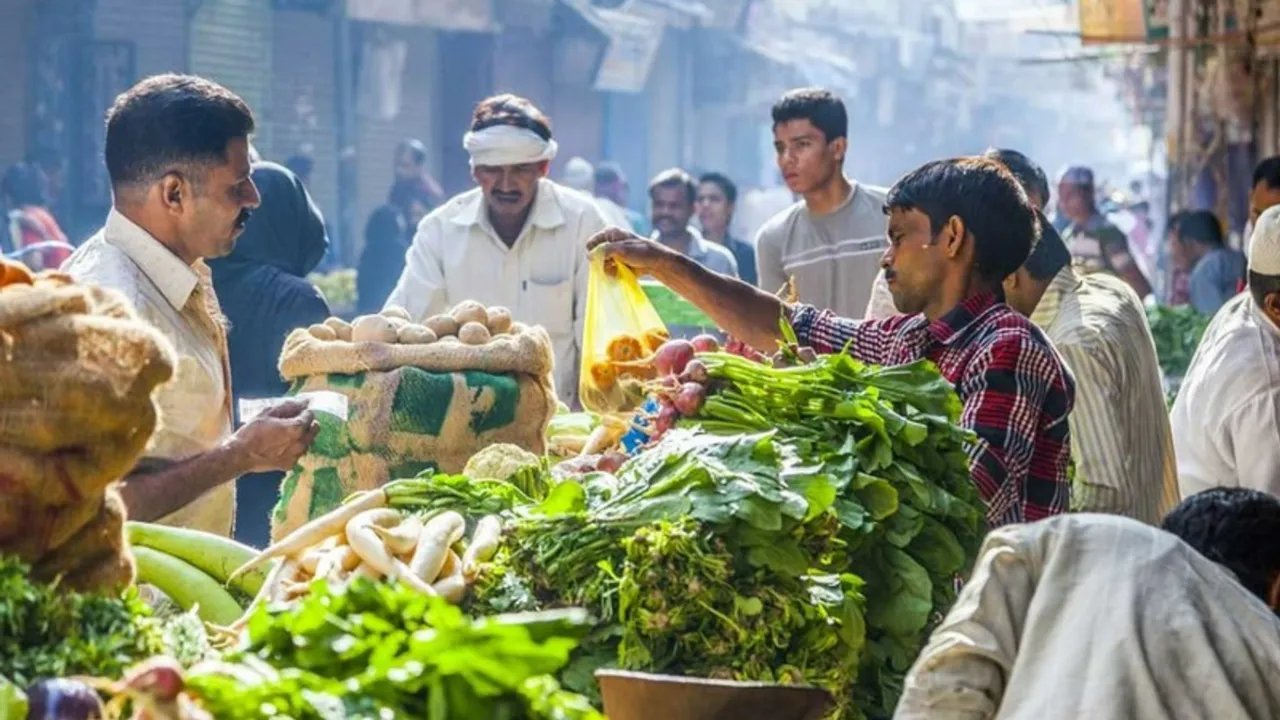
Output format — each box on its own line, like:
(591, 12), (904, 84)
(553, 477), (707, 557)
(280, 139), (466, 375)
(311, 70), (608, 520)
(579, 249), (670, 412)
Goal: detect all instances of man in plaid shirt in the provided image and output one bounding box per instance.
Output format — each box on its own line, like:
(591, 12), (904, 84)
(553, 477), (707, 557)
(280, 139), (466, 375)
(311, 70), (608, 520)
(588, 157), (1075, 527)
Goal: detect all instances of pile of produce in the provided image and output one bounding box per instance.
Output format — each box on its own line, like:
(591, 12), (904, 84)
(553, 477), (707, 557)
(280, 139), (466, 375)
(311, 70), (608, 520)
(0, 267), (175, 591)
(471, 340), (985, 718)
(184, 579), (602, 719)
(0, 556), (163, 691)
(307, 301), (522, 346)
(126, 523), (269, 626)
(274, 298), (558, 541)
(1146, 303), (1210, 382)
(227, 479), (506, 629)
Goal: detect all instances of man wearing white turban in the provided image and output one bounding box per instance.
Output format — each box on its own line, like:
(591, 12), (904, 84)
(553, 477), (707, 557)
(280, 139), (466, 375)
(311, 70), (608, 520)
(1170, 204), (1280, 499)
(386, 94), (607, 406)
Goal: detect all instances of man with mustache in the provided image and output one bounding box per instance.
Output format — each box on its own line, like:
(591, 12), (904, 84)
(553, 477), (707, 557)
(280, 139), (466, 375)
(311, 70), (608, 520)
(62, 74), (319, 537)
(387, 94), (608, 406)
(648, 168), (738, 278)
(590, 157), (1075, 528)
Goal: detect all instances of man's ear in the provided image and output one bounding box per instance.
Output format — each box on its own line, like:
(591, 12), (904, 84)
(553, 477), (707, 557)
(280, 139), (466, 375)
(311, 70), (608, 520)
(828, 136), (848, 164)
(160, 173), (185, 215)
(1267, 573), (1280, 611)
(942, 215), (967, 258)
(1265, 293), (1280, 326)
(537, 160), (551, 179)
(1003, 269), (1021, 293)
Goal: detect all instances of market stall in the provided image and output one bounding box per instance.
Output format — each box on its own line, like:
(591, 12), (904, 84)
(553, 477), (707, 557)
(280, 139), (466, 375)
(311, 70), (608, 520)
(0, 259), (985, 720)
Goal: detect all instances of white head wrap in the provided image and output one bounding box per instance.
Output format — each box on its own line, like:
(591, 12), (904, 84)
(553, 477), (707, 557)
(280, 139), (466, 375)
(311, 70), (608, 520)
(463, 124), (558, 168)
(1249, 205), (1280, 275)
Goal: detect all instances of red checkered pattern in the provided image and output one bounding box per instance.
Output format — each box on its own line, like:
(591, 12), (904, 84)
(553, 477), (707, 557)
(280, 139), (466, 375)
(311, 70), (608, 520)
(791, 290), (1075, 528)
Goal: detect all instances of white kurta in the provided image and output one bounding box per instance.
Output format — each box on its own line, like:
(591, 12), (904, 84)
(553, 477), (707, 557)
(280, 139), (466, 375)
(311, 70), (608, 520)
(895, 513), (1280, 720)
(386, 178), (607, 405)
(1170, 292), (1280, 498)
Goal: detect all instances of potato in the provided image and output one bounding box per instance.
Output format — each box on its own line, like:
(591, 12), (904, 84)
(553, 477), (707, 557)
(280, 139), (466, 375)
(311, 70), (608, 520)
(458, 321), (491, 345)
(424, 314), (459, 337)
(385, 316), (408, 330)
(485, 306), (513, 335)
(450, 300), (488, 326)
(308, 323), (338, 341)
(382, 305), (412, 321)
(324, 317), (353, 341)
(397, 324), (437, 344)
(351, 314), (399, 343)
(509, 322), (527, 335)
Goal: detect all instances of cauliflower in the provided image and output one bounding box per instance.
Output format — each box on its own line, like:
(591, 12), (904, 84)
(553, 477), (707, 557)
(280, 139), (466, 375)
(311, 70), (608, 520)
(463, 444), (548, 498)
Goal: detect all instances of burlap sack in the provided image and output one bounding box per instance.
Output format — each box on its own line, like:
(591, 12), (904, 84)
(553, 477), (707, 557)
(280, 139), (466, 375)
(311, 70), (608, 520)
(278, 323), (556, 380)
(270, 367), (556, 541)
(0, 273), (173, 590)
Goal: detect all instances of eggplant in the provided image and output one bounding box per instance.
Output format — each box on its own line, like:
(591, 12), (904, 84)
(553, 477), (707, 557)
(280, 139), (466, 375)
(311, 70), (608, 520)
(23, 679), (104, 720)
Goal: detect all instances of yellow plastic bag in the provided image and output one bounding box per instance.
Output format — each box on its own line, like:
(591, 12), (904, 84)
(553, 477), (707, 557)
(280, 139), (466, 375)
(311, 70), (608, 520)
(579, 250), (669, 412)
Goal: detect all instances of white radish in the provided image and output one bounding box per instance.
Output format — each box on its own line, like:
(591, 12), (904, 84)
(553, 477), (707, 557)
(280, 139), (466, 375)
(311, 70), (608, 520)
(462, 515), (503, 581)
(371, 515), (422, 556)
(432, 572), (467, 604)
(409, 511), (466, 582)
(346, 508), (437, 596)
(228, 490), (386, 583)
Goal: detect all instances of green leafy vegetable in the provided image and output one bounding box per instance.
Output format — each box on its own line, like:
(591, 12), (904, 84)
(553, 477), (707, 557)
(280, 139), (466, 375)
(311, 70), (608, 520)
(0, 556), (164, 688)
(187, 578), (602, 720)
(471, 352), (984, 719)
(1146, 304), (1210, 402)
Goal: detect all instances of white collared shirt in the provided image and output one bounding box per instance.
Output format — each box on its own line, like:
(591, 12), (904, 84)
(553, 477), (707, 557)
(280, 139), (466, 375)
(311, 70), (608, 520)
(62, 209), (235, 536)
(386, 178), (607, 405)
(1171, 292), (1280, 498)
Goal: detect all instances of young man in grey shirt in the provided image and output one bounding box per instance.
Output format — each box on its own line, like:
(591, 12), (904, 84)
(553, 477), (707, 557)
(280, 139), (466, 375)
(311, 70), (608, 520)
(755, 88), (887, 317)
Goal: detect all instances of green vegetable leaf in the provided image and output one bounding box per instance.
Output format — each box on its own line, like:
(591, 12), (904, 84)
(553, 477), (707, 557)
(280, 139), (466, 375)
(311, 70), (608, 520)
(537, 481), (588, 517)
(854, 474), (899, 520)
(865, 548), (933, 637)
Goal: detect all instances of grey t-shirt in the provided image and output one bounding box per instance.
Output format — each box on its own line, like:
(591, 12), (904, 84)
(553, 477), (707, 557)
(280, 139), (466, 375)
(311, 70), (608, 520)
(754, 182), (889, 318)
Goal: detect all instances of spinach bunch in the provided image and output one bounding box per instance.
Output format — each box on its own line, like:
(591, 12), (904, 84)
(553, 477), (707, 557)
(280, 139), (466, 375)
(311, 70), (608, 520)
(0, 556), (164, 688)
(187, 578), (601, 720)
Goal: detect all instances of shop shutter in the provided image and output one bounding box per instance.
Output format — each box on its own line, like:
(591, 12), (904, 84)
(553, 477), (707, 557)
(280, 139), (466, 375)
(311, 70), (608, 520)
(189, 0), (274, 151)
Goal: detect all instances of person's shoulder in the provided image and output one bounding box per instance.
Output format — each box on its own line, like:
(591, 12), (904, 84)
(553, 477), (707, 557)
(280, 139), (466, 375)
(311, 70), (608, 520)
(62, 234), (152, 311)
(755, 200), (806, 243)
(853, 182), (888, 207)
(981, 306), (1073, 379)
(426, 188), (483, 222)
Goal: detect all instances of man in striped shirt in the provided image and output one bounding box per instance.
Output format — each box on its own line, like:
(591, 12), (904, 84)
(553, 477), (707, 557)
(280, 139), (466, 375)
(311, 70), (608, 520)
(589, 157), (1075, 528)
(995, 149), (1178, 524)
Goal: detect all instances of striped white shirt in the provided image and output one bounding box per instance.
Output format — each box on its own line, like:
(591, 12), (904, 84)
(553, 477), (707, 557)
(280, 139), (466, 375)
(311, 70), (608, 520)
(1030, 268), (1179, 523)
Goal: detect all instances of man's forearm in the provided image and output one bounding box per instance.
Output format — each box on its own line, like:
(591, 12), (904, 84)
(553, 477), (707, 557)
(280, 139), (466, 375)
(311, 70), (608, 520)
(120, 444), (247, 522)
(655, 256), (789, 350)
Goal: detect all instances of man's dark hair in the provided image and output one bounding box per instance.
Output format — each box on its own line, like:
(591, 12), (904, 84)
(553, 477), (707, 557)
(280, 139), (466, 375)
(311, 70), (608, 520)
(1249, 270), (1280, 309)
(1162, 487), (1280, 604)
(396, 138), (428, 166)
(595, 162), (625, 186)
(470, 94), (552, 141)
(885, 157), (1038, 284)
(649, 168), (696, 205)
(771, 88), (847, 142)
(389, 177), (433, 209)
(698, 172), (738, 205)
(1175, 210), (1225, 248)
(1252, 155), (1280, 189)
(104, 73), (255, 190)
(1, 163), (46, 206)
(982, 148), (1049, 206)
(284, 154), (314, 182)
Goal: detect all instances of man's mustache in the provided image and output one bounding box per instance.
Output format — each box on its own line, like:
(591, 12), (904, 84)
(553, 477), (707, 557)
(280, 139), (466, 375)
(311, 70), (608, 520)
(234, 209), (252, 229)
(883, 268), (897, 282)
